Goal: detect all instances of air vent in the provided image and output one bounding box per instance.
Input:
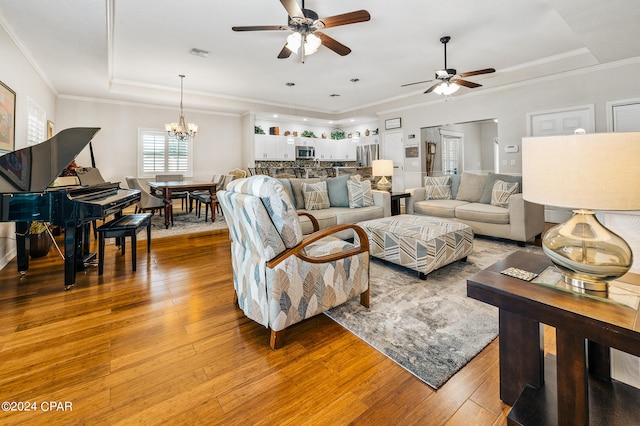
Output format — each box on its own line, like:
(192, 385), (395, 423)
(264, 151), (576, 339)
(189, 48), (210, 58)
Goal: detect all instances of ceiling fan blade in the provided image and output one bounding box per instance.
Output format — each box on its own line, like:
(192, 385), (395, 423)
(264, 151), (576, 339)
(452, 79), (482, 89)
(320, 10), (371, 28)
(317, 32), (351, 56)
(280, 0), (304, 18)
(277, 44), (293, 59)
(458, 68), (496, 78)
(424, 82), (442, 94)
(401, 79), (435, 88)
(232, 25), (289, 32)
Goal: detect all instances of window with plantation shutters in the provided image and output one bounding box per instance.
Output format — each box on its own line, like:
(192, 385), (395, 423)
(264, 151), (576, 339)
(138, 129), (192, 177)
(27, 98), (46, 146)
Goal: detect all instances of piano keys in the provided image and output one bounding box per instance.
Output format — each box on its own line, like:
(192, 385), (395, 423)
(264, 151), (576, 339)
(0, 127), (141, 289)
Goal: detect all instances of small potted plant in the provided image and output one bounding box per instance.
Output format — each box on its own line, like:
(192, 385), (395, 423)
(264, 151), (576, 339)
(29, 222), (52, 258)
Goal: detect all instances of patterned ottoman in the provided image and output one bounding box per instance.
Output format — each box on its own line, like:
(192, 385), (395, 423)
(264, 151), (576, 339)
(358, 214), (474, 279)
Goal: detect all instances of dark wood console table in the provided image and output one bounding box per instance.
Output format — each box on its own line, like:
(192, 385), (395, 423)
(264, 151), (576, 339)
(467, 251), (640, 425)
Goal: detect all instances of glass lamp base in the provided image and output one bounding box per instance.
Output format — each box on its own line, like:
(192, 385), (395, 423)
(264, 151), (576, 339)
(376, 176), (392, 191)
(542, 209), (632, 292)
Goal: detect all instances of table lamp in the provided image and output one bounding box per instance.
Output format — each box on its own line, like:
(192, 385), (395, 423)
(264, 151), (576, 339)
(522, 132), (640, 291)
(372, 159), (393, 191)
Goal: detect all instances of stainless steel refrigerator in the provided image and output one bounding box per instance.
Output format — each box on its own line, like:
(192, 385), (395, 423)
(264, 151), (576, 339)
(356, 144), (378, 166)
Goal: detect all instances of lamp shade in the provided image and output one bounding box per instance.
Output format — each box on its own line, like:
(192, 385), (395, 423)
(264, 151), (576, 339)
(372, 159), (394, 177)
(522, 132), (640, 211)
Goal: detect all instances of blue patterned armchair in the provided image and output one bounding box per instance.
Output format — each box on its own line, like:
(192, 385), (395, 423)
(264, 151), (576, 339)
(217, 175), (370, 349)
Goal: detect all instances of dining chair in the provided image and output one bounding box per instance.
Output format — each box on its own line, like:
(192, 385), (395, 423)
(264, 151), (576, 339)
(191, 174), (225, 221)
(125, 176), (173, 223)
(227, 168), (247, 179)
(155, 174), (188, 210)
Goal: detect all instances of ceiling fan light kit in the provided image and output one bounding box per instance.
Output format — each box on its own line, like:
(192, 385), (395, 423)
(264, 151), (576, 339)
(433, 82), (460, 96)
(401, 36), (495, 96)
(286, 32), (321, 56)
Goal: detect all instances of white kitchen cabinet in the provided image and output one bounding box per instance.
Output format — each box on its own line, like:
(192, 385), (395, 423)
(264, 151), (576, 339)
(254, 135), (295, 160)
(334, 140), (357, 160)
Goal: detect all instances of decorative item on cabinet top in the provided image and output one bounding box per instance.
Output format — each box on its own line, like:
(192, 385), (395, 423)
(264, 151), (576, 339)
(331, 129), (345, 140)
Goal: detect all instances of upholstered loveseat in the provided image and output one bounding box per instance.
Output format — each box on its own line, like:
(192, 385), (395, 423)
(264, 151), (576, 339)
(406, 172), (545, 244)
(276, 175), (391, 236)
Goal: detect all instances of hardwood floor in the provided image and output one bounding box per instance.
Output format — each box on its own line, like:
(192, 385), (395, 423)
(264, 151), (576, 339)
(0, 227), (553, 425)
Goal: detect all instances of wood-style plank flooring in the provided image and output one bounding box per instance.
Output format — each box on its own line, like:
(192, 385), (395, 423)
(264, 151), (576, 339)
(0, 225), (555, 425)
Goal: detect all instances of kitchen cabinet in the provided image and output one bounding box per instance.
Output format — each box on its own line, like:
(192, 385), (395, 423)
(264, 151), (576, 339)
(254, 135), (295, 160)
(314, 139), (356, 161)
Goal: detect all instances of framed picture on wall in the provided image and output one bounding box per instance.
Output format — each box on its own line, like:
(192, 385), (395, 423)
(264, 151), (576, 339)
(405, 146), (419, 158)
(385, 117), (401, 130)
(0, 81), (16, 151)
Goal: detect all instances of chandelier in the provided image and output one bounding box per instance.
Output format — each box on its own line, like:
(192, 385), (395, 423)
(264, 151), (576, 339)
(165, 74), (198, 140)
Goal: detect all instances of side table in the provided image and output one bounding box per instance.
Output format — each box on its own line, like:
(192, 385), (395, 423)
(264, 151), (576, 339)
(467, 251), (640, 425)
(389, 192), (410, 216)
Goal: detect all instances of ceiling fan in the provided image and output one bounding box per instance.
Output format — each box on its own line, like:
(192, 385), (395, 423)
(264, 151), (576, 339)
(232, 0), (370, 63)
(402, 36), (496, 95)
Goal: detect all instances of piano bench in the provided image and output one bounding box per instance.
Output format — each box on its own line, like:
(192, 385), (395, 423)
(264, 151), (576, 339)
(97, 213), (152, 275)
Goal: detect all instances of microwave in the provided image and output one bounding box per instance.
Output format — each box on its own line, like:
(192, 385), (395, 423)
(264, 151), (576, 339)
(296, 145), (315, 159)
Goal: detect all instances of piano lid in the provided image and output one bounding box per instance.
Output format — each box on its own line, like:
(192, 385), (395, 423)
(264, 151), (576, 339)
(0, 127), (100, 193)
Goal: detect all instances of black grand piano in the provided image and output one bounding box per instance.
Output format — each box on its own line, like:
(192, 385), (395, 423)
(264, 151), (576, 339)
(0, 127), (141, 289)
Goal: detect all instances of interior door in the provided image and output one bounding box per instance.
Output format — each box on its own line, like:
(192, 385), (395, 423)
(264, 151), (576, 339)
(382, 131), (404, 192)
(527, 105), (594, 223)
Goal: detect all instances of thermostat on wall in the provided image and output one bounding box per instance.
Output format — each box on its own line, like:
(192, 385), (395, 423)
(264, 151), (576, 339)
(505, 145), (519, 153)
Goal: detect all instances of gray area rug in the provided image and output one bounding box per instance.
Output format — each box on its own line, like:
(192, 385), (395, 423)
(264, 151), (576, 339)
(147, 209), (228, 239)
(325, 237), (542, 389)
(104, 209), (228, 244)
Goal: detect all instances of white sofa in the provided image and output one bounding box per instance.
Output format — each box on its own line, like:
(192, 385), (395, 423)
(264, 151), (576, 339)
(406, 172), (545, 245)
(277, 175), (391, 236)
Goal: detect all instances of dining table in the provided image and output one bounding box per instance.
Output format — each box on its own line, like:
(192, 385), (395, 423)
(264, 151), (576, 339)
(147, 180), (217, 228)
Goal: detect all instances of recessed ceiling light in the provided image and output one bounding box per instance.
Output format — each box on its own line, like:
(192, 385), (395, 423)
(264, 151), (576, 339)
(273, 114), (278, 118)
(189, 48), (209, 58)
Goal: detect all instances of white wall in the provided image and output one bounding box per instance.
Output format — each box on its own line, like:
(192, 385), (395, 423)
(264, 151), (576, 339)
(55, 97), (243, 184)
(0, 24), (57, 270)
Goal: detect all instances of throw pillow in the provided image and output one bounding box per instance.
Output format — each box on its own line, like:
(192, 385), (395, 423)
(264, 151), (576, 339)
(491, 180), (519, 207)
(289, 178), (320, 209)
(479, 174), (523, 204)
(455, 172), (488, 203)
(424, 176), (452, 200)
(324, 175), (350, 207)
(347, 179), (374, 208)
(302, 181), (330, 210)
